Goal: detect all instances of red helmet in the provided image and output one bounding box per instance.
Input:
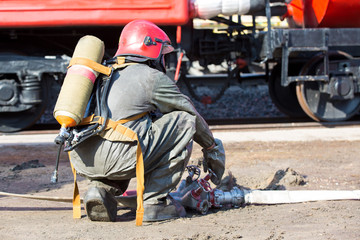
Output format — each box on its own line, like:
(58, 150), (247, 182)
(114, 20), (174, 60)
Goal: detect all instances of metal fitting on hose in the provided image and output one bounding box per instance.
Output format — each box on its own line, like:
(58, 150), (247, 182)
(213, 187), (245, 208)
(55, 127), (71, 145)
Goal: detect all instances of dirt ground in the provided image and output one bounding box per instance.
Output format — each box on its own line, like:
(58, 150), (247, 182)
(0, 135), (359, 240)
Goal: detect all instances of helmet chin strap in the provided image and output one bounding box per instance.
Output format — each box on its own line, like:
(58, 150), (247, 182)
(149, 41), (167, 73)
(148, 56), (166, 73)
(155, 43), (168, 73)
(159, 55), (167, 73)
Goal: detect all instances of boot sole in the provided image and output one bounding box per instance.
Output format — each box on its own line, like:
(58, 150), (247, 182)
(84, 187), (118, 222)
(86, 199), (114, 222)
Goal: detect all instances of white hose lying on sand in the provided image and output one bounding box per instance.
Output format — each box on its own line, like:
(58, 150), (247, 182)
(0, 190), (359, 205)
(243, 190), (360, 204)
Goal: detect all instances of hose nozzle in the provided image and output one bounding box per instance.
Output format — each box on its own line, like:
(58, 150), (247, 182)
(50, 169), (58, 183)
(51, 127), (67, 183)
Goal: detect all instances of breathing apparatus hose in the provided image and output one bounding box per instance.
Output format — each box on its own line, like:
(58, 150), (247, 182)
(50, 140), (63, 183)
(51, 126), (70, 183)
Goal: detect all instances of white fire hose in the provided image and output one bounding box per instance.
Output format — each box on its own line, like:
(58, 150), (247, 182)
(243, 189), (360, 204)
(0, 189), (359, 205)
(0, 165), (359, 214)
(168, 166), (360, 214)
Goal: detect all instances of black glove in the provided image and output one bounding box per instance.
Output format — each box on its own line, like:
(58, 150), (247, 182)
(202, 138), (225, 185)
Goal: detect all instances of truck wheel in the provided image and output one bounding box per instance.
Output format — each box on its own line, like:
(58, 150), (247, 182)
(296, 51), (360, 122)
(268, 63), (307, 118)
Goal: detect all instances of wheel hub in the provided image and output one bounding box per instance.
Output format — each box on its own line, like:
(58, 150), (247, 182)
(0, 79), (18, 105)
(329, 73), (355, 100)
(0, 76), (46, 133)
(0, 85), (14, 101)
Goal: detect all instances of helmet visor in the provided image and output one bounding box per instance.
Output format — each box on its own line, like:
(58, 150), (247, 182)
(161, 42), (174, 55)
(154, 38), (174, 55)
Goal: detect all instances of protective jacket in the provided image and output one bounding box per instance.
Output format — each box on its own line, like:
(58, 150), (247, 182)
(70, 63), (215, 204)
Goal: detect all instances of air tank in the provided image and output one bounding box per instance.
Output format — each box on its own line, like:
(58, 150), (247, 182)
(53, 35), (105, 128)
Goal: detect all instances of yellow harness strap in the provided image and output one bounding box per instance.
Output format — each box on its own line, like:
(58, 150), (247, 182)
(80, 112), (148, 127)
(74, 112), (147, 225)
(69, 57), (112, 76)
(111, 57), (139, 70)
(68, 155), (81, 219)
(68, 56), (137, 77)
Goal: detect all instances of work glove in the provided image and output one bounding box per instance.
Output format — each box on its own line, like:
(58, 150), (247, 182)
(202, 138), (225, 185)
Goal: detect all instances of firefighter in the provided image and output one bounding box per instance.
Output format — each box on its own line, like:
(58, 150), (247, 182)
(69, 19), (225, 222)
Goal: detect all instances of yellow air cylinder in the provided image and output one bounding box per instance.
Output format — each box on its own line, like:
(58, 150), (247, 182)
(53, 35), (105, 128)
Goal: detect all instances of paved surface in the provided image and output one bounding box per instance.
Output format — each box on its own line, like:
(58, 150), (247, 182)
(1, 125), (360, 145)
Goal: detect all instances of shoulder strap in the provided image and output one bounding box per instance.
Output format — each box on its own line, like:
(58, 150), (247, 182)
(69, 57), (112, 76)
(112, 58), (139, 70)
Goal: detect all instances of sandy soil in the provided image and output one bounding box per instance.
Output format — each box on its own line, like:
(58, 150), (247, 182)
(0, 137), (359, 240)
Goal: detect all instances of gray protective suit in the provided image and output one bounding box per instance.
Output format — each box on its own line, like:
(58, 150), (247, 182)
(70, 63), (220, 204)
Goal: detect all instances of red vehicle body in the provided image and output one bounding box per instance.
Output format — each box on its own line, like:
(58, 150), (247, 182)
(1, 0), (360, 132)
(287, 0), (360, 28)
(0, 0), (190, 27)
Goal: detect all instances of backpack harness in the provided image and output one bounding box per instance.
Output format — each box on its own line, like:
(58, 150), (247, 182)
(63, 56), (146, 226)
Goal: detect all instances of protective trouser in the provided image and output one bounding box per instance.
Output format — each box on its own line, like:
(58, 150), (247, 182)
(71, 111), (196, 204)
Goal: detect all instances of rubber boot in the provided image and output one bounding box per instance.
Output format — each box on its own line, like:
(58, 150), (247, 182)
(143, 196), (186, 222)
(84, 187), (118, 222)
